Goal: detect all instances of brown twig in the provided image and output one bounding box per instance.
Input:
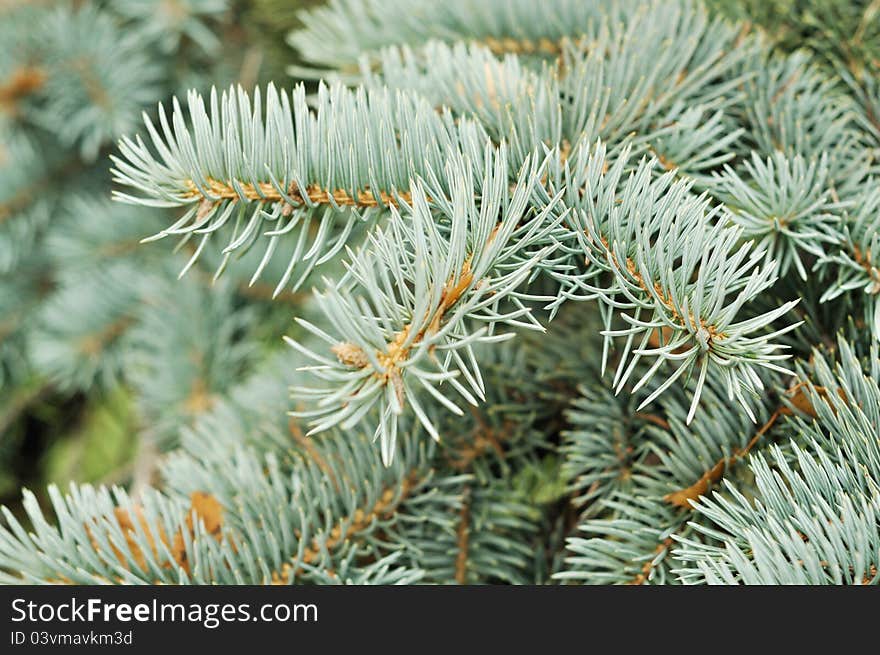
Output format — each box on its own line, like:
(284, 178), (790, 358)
(663, 381), (840, 509)
(0, 66), (45, 115)
(183, 178), (411, 209)
(481, 35), (565, 57)
(629, 537), (674, 585)
(454, 486), (472, 584)
(331, 255), (479, 409)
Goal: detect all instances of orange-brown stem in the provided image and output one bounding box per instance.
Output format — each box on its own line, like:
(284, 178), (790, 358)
(454, 486), (472, 584)
(183, 178), (411, 209)
(663, 380), (843, 509)
(0, 66), (46, 113)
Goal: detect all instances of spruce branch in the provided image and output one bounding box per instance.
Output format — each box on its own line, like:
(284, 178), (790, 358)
(0, 127), (55, 274)
(112, 82), (487, 293)
(270, 469), (422, 584)
(7, 0), (880, 589)
(287, 0), (620, 75)
(562, 382), (646, 513)
(737, 49), (869, 173)
(557, 492), (689, 585)
(547, 143), (801, 423)
(125, 274), (258, 446)
(557, 367), (775, 584)
(29, 264), (143, 392)
(711, 151), (845, 280)
(675, 339), (880, 584)
(818, 185), (880, 340)
(286, 146), (565, 462)
(363, 4), (751, 174)
(0, 425), (457, 584)
(287, 0), (739, 88)
(32, 3), (164, 160)
(109, 0), (229, 55)
(662, 377), (855, 510)
(0, 484), (221, 584)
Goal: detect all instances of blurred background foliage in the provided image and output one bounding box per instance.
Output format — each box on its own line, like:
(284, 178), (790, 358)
(707, 0), (880, 144)
(0, 0), (318, 519)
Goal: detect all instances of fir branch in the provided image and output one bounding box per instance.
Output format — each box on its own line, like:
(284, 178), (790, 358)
(8, 0), (880, 590)
(109, 0), (229, 55)
(125, 274), (257, 445)
(557, 363), (777, 584)
(29, 264), (142, 392)
(562, 381), (647, 512)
